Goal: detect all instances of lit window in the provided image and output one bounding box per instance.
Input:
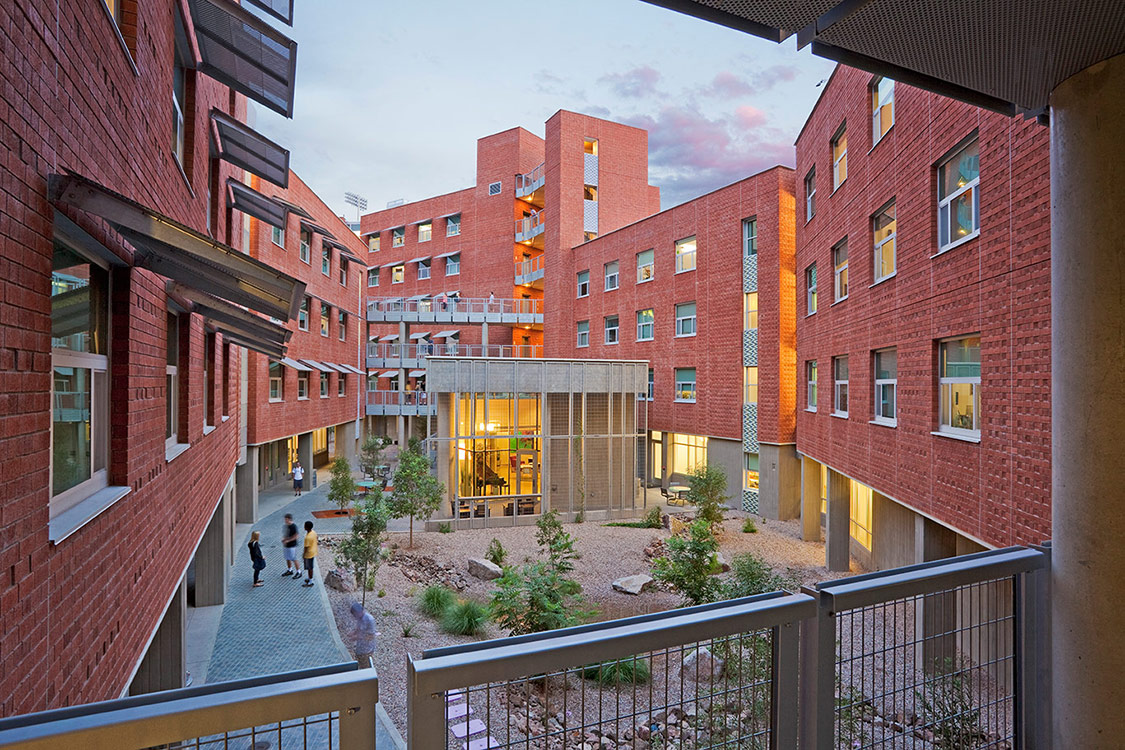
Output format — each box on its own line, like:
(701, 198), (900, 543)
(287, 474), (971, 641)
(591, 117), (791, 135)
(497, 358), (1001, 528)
(577, 270), (589, 298)
(743, 454), (760, 494)
(339, 257), (348, 286)
(675, 302), (697, 337)
(299, 228), (310, 263)
(670, 433), (707, 474)
(166, 312), (180, 448)
(103, 0), (120, 23)
(172, 52), (187, 167)
(604, 315), (619, 345)
(604, 261), (619, 291)
(636, 309), (654, 341)
(269, 361), (284, 401)
(675, 236), (697, 273)
(833, 239), (848, 301)
(577, 320), (589, 348)
(850, 482), (873, 549)
(833, 356), (849, 417)
(806, 265), (818, 315)
(338, 310), (347, 341)
(807, 361), (818, 411)
(832, 125), (848, 189)
(938, 138), (980, 252)
(320, 303), (330, 337)
(320, 372), (329, 398)
(298, 373), (309, 400)
(874, 348), (897, 425)
(298, 296), (309, 330)
(584, 185), (598, 201)
(871, 77), (895, 146)
(873, 202), (897, 282)
(674, 369), (697, 403)
(743, 218), (757, 257)
(392, 227), (404, 247)
(338, 375), (346, 397)
(584, 231), (598, 242)
(446, 214), (461, 236)
(938, 336), (980, 438)
(367, 268), (380, 287)
(418, 221), (432, 242)
(418, 259), (431, 280)
(273, 225), (285, 248)
(744, 292), (758, 330)
(805, 167), (816, 221)
(744, 366), (758, 403)
(583, 138), (598, 155)
(321, 245), (331, 276)
(445, 253), (460, 275)
(392, 265), (404, 284)
(368, 235), (380, 252)
(637, 249), (654, 283)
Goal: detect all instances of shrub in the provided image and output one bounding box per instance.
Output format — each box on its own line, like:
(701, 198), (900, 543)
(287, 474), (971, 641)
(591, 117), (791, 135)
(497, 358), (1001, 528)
(582, 657), (652, 685)
(642, 505), (663, 529)
(441, 599), (490, 636)
(327, 456), (357, 512)
(652, 519), (723, 606)
(401, 622), (416, 638)
(723, 552), (790, 599)
(419, 584), (456, 618)
(916, 658), (983, 750)
(486, 538), (507, 566)
(490, 561), (588, 636)
(741, 517), (758, 534)
(685, 463), (729, 530)
(377, 589), (386, 598)
(438, 521), (453, 534)
(536, 510), (579, 574)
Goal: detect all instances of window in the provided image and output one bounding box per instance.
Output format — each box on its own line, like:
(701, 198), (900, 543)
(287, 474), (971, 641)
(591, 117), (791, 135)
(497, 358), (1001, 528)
(320, 303), (330, 337)
(338, 375), (346, 397)
(418, 259), (431, 279)
(604, 315), (619, 344)
(299, 228), (310, 262)
(804, 167), (817, 221)
(392, 264), (404, 284)
(418, 221), (432, 242)
(744, 454), (760, 495)
(488, 181), (502, 196)
(298, 296), (309, 330)
(576, 320), (589, 348)
(583, 139), (598, 155)
(446, 214), (461, 236)
(806, 361), (818, 411)
(320, 372), (329, 398)
(874, 348), (897, 425)
(637, 249), (654, 283)
(367, 267), (380, 287)
(269, 361), (283, 401)
(584, 185), (598, 201)
(368, 235), (380, 252)
(392, 227), (404, 247)
(51, 244), (109, 507)
(172, 51), (187, 167)
(338, 310), (347, 341)
(744, 292), (758, 329)
(939, 336), (980, 438)
(674, 368), (697, 403)
(744, 366), (758, 403)
(743, 218), (757, 257)
(833, 356), (849, 416)
(675, 302), (697, 337)
(636, 309), (654, 341)
(647, 368), (654, 401)
(273, 225), (286, 248)
(339, 258), (348, 286)
(577, 270), (590, 298)
(604, 261), (619, 291)
(670, 433), (707, 474)
(166, 313), (180, 448)
(321, 245), (331, 276)
(833, 239), (849, 301)
(806, 265), (818, 315)
(850, 482), (873, 549)
(873, 202), (897, 282)
(204, 333), (214, 428)
(832, 125), (848, 189)
(584, 231), (598, 242)
(367, 375), (378, 392)
(675, 236), (697, 273)
(938, 138), (980, 252)
(871, 77), (895, 145)
(446, 253), (460, 275)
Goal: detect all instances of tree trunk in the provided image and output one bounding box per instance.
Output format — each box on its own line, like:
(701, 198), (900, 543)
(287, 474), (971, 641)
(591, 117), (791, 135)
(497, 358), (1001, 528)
(409, 513), (414, 548)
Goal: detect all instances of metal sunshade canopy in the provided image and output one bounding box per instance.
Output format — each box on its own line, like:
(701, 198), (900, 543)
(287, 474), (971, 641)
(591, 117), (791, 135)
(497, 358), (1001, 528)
(210, 109), (289, 188)
(227, 179), (288, 230)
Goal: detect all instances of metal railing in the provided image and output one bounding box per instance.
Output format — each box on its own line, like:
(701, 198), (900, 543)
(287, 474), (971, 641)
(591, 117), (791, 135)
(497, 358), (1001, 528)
(366, 297), (544, 317)
(515, 162), (545, 197)
(367, 342), (542, 360)
(514, 254), (546, 284)
(367, 389), (432, 406)
(0, 665), (379, 750)
(514, 210), (545, 242)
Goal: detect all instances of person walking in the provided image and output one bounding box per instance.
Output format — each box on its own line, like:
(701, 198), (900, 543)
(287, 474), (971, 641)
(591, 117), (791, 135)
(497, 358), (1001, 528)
(292, 462), (304, 496)
(300, 520), (318, 587)
(281, 513), (300, 577)
(349, 602), (379, 669)
(248, 531), (266, 588)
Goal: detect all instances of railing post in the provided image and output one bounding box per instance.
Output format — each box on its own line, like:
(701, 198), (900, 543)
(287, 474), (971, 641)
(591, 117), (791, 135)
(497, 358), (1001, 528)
(798, 585), (835, 750)
(406, 655), (446, 750)
(772, 621), (800, 750)
(1016, 545), (1051, 750)
(339, 679), (378, 750)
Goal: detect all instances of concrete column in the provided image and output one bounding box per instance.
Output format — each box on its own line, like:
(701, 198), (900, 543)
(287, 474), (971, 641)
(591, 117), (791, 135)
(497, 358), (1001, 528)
(759, 443), (801, 520)
(298, 432), (313, 482)
(235, 444), (259, 524)
(129, 577), (186, 695)
(918, 517), (957, 674)
(1050, 52), (1125, 750)
(481, 320), (489, 348)
(800, 455), (822, 542)
(338, 420), (357, 464)
(825, 469), (850, 572)
(193, 483), (231, 606)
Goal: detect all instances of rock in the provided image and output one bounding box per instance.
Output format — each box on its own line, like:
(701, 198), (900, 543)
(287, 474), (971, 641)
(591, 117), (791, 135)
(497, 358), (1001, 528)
(468, 557), (503, 580)
(708, 552), (731, 575)
(681, 646), (725, 681)
(612, 574), (654, 595)
(324, 568), (355, 592)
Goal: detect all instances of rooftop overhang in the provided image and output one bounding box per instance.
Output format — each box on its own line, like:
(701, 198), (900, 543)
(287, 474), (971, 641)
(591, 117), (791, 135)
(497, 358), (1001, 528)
(641, 0), (1125, 114)
(300, 219), (337, 240)
(322, 236), (361, 261)
(271, 197), (313, 220)
(227, 178), (288, 230)
(279, 356), (311, 371)
(210, 110), (290, 188)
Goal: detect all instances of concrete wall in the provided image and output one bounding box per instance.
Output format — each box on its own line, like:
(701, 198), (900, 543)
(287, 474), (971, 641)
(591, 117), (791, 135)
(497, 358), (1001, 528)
(758, 443), (801, 520)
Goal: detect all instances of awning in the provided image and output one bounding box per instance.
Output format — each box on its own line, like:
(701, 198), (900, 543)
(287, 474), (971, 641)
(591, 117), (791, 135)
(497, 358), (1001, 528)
(210, 109), (289, 188)
(189, 0), (298, 118)
(279, 356), (310, 371)
(227, 179), (288, 230)
(436, 211), (460, 219)
(445, 290), (460, 297)
(409, 218), (432, 226)
(409, 331), (431, 340)
(241, 0), (293, 25)
(299, 359), (332, 372)
(323, 237), (361, 261)
(360, 228), (379, 238)
(434, 330), (459, 338)
(379, 261), (399, 268)
(321, 362), (348, 373)
(51, 171), (305, 321)
(271, 197), (312, 220)
(435, 251), (460, 259)
(379, 333), (399, 342)
(408, 255), (430, 263)
(300, 219), (337, 240)
(169, 283), (291, 353)
(215, 327), (286, 359)
(378, 370), (399, 378)
(339, 364), (366, 375)
(409, 370), (427, 377)
(382, 226), (403, 233)
(406, 294), (430, 301)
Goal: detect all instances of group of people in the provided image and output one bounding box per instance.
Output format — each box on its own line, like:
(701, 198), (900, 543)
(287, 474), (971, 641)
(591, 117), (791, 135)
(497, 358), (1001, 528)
(246, 513), (318, 588)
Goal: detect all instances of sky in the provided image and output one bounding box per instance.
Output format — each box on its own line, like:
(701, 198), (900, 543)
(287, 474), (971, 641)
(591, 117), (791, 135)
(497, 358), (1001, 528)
(252, 0), (836, 220)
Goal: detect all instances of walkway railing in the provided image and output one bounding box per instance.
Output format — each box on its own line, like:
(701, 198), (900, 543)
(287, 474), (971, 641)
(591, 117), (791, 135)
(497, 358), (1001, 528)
(514, 253), (545, 285)
(515, 162), (545, 197)
(367, 342), (542, 360)
(514, 210), (545, 242)
(367, 297), (543, 317)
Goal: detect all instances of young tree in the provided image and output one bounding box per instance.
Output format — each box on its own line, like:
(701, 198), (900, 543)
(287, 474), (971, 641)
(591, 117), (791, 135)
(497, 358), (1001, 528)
(652, 518), (723, 606)
(358, 434), (391, 480)
(327, 455), (357, 513)
(535, 509), (578, 574)
(685, 462), (730, 530)
(388, 438), (443, 548)
(335, 498), (389, 608)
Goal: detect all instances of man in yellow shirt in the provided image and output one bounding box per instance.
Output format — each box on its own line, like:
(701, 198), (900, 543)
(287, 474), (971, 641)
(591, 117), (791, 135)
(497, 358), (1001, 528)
(301, 520), (318, 587)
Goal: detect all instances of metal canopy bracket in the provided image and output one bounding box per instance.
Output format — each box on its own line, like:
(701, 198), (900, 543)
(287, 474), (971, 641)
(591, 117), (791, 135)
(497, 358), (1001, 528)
(168, 282), (291, 348)
(210, 109), (290, 188)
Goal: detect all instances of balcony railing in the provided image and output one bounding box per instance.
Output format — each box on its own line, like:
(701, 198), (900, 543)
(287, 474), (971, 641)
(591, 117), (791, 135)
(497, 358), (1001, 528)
(366, 296), (544, 322)
(515, 162), (545, 198)
(514, 210), (545, 243)
(367, 342), (542, 361)
(365, 389), (436, 416)
(514, 253), (545, 285)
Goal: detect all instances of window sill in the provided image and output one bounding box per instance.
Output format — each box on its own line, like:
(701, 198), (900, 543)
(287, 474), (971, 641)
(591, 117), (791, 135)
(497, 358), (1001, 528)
(99, 3), (139, 77)
(605, 341), (619, 346)
(172, 154), (195, 197)
(222, 415), (231, 422)
(298, 396), (309, 401)
(637, 338), (654, 343)
(869, 419), (897, 429)
(831, 180), (846, 195)
(447, 233), (461, 238)
(868, 127), (893, 154)
(675, 268), (695, 275)
(49, 485), (132, 544)
(637, 276), (654, 285)
(805, 311), (817, 318)
(166, 441), (191, 463)
(805, 408), (818, 413)
(269, 398), (284, 403)
(831, 412), (848, 419)
(674, 400), (697, 404)
(870, 273), (897, 288)
(445, 271), (460, 276)
(831, 296), (848, 306)
(931, 231), (980, 258)
(931, 430), (981, 444)
(203, 424), (216, 436)
(605, 287), (619, 293)
(675, 333), (697, 339)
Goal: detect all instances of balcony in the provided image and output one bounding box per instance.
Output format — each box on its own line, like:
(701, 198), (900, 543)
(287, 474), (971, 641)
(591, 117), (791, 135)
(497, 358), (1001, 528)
(515, 161), (545, 205)
(365, 389), (436, 416)
(514, 210), (544, 245)
(514, 253), (545, 287)
(366, 296), (543, 326)
(366, 342), (543, 369)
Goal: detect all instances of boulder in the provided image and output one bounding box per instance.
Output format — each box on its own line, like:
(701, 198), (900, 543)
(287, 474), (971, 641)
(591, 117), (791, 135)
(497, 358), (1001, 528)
(468, 557), (503, 580)
(612, 574), (654, 595)
(324, 568), (356, 593)
(681, 646), (725, 681)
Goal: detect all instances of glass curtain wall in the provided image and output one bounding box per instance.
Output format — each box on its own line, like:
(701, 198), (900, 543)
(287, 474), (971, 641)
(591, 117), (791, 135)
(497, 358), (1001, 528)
(455, 393), (542, 518)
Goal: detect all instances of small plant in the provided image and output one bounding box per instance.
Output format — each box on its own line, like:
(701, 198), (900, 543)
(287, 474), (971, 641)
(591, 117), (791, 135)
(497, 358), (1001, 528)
(574, 509), (585, 524)
(438, 521), (453, 534)
(582, 657), (651, 685)
(419, 584), (456, 618)
(377, 589), (386, 598)
(642, 505), (663, 529)
(536, 510), (578, 574)
(486, 538), (507, 567)
(916, 657), (984, 750)
(441, 599), (490, 636)
(723, 552), (791, 599)
(685, 463), (730, 530)
(652, 518), (723, 606)
(401, 622), (417, 638)
(741, 517), (758, 533)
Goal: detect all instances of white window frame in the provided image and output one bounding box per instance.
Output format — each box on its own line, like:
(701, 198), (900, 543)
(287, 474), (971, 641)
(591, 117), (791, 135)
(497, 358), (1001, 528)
(871, 76), (895, 146)
(577, 270), (590, 298)
(806, 265), (818, 315)
(938, 336), (981, 439)
(299, 229), (310, 262)
(833, 356), (849, 417)
(675, 236), (697, 274)
(873, 348), (897, 426)
(392, 227), (404, 247)
(637, 249), (655, 283)
(418, 259), (431, 280)
(392, 265), (404, 284)
(269, 362), (284, 402)
(446, 214), (461, 236)
(636, 309), (654, 341)
(338, 310), (347, 341)
(320, 304), (330, 337)
(646, 369), (654, 401)
(298, 297), (309, 330)
(604, 315), (619, 345)
(604, 261), (619, 291)
(445, 253), (461, 275)
(338, 376), (346, 397)
(743, 218), (757, 257)
(165, 313), (180, 450)
(321, 245), (331, 276)
(744, 366), (758, 403)
(675, 302), (697, 338)
(367, 267), (380, 287)
(320, 372), (329, 398)
(368, 235), (380, 252)
(833, 239), (849, 302)
(674, 368), (697, 403)
(172, 53), (186, 168)
(744, 292), (758, 330)
(937, 138), (981, 254)
(804, 167), (816, 222)
(831, 124), (848, 190)
(873, 201), (897, 283)
(273, 225), (286, 248)
(339, 258), (348, 286)
(807, 360), (818, 411)
(576, 320), (589, 348)
(418, 221), (432, 242)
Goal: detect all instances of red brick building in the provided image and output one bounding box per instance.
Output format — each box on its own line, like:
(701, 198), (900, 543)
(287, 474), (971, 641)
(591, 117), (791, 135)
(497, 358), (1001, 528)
(0, 0), (301, 712)
(793, 66), (1051, 570)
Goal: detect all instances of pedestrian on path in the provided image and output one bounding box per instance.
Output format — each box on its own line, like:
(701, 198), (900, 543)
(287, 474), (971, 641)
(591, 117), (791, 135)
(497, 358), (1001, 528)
(248, 531), (266, 587)
(301, 520), (318, 587)
(293, 462), (304, 496)
(349, 602), (379, 669)
(281, 513), (300, 577)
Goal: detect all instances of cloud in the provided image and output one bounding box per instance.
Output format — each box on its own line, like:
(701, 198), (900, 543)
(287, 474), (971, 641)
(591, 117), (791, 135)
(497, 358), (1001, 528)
(696, 64), (804, 100)
(735, 105), (767, 129)
(709, 71), (755, 98)
(598, 65), (662, 99)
